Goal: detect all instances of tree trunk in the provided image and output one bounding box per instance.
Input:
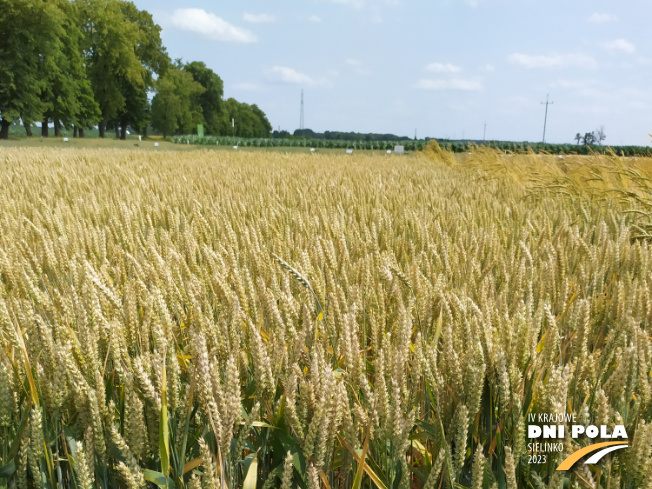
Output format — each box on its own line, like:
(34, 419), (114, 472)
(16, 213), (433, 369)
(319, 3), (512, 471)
(79, 128), (85, 138)
(73, 126), (78, 138)
(99, 120), (106, 138)
(120, 123), (127, 140)
(42, 121), (49, 137)
(0, 119), (10, 139)
(114, 126), (119, 139)
(25, 122), (33, 137)
(54, 121), (62, 137)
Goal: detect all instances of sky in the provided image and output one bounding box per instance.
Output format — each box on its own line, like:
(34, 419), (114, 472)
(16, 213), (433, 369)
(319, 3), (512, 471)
(134, 0), (652, 146)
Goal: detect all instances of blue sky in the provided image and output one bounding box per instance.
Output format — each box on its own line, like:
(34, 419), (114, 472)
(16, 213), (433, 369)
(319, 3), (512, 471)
(135, 0), (652, 145)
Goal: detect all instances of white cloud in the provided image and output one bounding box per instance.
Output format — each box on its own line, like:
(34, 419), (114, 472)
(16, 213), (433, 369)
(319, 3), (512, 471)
(243, 12), (275, 24)
(327, 0), (364, 8)
(324, 0), (399, 8)
(588, 12), (616, 23)
(232, 82), (262, 91)
(308, 15), (322, 22)
(170, 9), (256, 43)
(426, 62), (462, 73)
(484, 64), (495, 71)
(550, 79), (593, 90)
(601, 38), (636, 54)
(508, 52), (598, 69)
(549, 79), (606, 98)
(414, 78), (483, 91)
(266, 66), (318, 85)
(345, 59), (371, 75)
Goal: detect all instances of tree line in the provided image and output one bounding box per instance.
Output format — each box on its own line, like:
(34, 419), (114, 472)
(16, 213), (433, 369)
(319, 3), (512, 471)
(0, 0), (272, 139)
(290, 128), (413, 141)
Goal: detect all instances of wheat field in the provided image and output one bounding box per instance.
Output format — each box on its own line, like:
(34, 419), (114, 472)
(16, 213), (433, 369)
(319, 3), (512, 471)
(0, 146), (651, 489)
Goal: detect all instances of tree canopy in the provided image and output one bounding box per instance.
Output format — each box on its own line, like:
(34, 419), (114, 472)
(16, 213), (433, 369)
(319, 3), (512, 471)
(0, 0), (56, 137)
(0, 0), (272, 139)
(219, 98), (272, 138)
(184, 61), (224, 135)
(151, 64), (205, 137)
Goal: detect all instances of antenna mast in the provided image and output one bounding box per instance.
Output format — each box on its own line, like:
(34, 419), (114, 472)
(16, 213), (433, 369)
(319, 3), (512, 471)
(541, 94), (554, 143)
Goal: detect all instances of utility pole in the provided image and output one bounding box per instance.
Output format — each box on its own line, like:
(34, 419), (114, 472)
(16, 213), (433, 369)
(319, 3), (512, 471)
(299, 89), (304, 130)
(541, 94), (554, 143)
(483, 122), (486, 141)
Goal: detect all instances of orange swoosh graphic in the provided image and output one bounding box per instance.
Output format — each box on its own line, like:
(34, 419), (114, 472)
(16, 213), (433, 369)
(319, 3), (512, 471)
(556, 442), (628, 471)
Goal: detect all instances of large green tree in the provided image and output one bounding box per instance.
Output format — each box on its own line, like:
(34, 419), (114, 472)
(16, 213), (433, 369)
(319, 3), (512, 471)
(221, 98), (272, 138)
(39, 0), (100, 137)
(182, 61), (272, 138)
(0, 0), (58, 138)
(184, 61), (224, 135)
(251, 104), (273, 136)
(73, 79), (102, 138)
(79, 0), (139, 137)
(113, 1), (168, 139)
(80, 0), (167, 138)
(151, 64), (205, 137)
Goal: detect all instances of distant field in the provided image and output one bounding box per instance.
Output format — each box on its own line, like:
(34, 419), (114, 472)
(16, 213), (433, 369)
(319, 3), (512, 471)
(0, 136), (181, 150)
(0, 136), (401, 155)
(170, 133), (652, 157)
(3, 124), (406, 155)
(0, 147), (651, 489)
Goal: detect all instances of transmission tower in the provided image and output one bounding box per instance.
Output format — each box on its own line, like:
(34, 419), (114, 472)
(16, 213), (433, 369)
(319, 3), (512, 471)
(299, 90), (304, 130)
(541, 94), (554, 143)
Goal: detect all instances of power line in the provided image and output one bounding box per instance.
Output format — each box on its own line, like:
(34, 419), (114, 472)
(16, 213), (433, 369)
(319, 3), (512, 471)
(541, 94), (554, 143)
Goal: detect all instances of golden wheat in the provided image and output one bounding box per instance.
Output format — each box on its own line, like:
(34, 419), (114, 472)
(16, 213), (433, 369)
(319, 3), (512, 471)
(0, 146), (650, 489)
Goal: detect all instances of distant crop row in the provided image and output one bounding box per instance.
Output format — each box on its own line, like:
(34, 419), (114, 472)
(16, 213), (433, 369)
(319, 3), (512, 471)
(171, 135), (427, 151)
(171, 135), (652, 156)
(477, 140), (652, 157)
